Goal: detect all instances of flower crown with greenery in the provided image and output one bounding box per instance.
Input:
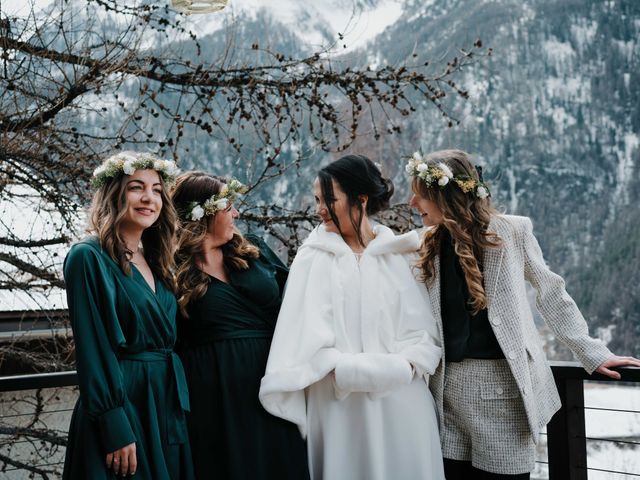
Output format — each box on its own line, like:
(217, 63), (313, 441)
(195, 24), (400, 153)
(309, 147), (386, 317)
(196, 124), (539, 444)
(91, 152), (180, 189)
(405, 151), (490, 199)
(188, 179), (248, 221)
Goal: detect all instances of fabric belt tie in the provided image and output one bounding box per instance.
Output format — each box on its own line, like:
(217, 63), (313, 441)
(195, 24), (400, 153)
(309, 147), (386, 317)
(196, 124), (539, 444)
(119, 349), (190, 412)
(119, 349), (190, 444)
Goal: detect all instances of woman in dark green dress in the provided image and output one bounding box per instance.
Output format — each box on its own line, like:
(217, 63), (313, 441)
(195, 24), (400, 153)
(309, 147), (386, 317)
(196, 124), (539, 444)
(63, 152), (194, 480)
(172, 171), (309, 480)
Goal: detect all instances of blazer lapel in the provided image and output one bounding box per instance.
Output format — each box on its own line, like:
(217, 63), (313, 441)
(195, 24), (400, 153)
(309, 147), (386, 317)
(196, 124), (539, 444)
(483, 224), (505, 307)
(430, 255), (444, 344)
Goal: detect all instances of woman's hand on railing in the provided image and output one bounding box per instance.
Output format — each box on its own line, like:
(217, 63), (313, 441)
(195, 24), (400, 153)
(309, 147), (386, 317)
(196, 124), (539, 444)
(595, 355), (640, 379)
(106, 442), (137, 476)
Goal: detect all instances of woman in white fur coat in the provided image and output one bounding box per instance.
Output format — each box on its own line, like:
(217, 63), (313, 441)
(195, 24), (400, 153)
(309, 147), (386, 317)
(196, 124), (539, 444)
(259, 155), (445, 480)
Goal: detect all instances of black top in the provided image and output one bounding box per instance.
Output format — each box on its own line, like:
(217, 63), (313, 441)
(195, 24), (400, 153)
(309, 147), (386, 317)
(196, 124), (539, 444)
(179, 235), (288, 347)
(440, 230), (504, 362)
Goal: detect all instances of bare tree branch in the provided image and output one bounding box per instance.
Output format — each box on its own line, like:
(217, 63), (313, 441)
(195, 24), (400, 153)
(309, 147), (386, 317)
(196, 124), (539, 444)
(0, 236), (68, 248)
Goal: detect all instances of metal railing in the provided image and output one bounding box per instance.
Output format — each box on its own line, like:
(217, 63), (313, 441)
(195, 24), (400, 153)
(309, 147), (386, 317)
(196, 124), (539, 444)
(0, 363), (639, 478)
(546, 361), (640, 479)
(0, 371), (77, 477)
(0, 371), (78, 391)
(0, 309), (68, 335)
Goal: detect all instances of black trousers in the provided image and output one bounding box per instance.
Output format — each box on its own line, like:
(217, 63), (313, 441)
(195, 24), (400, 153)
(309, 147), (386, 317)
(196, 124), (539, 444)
(444, 459), (531, 480)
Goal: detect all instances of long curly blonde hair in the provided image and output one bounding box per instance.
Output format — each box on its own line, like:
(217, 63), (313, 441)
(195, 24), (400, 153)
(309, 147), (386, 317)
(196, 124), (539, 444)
(88, 154), (177, 292)
(413, 149), (501, 313)
(171, 171), (259, 317)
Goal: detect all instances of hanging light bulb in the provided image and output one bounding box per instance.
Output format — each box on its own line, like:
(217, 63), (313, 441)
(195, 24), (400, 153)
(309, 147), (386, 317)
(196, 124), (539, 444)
(170, 0), (228, 14)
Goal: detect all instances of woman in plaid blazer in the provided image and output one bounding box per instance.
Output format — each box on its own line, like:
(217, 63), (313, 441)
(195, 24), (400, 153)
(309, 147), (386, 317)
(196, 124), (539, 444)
(405, 149), (640, 479)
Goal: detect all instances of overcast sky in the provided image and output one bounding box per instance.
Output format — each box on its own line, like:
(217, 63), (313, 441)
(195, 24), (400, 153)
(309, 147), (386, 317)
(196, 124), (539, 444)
(2, 0), (53, 17)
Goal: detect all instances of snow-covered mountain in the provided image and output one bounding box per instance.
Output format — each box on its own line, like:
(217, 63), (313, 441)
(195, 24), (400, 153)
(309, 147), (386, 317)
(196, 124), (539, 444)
(5, 0), (638, 355)
(179, 0), (404, 51)
(192, 0), (640, 355)
(380, 0), (640, 356)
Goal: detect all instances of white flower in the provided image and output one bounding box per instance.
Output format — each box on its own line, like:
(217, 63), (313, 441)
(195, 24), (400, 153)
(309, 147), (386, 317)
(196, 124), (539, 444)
(219, 184), (229, 196)
(476, 186), (489, 199)
(214, 198), (229, 210)
(412, 151), (423, 162)
(154, 159), (166, 171)
(93, 164), (107, 177)
(419, 170), (431, 181)
(417, 163), (429, 173)
(116, 153), (137, 164)
(438, 176), (450, 186)
(190, 205), (205, 221)
(405, 161), (416, 174)
(122, 160), (136, 175)
(437, 162), (454, 178)
(166, 162), (180, 177)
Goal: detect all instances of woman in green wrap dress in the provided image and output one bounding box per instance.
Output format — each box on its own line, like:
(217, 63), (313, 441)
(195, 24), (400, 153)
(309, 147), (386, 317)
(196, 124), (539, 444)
(63, 152), (194, 480)
(171, 171), (309, 480)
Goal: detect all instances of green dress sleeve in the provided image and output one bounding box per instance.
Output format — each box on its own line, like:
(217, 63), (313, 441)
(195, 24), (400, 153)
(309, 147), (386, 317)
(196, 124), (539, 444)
(246, 234), (289, 291)
(64, 242), (137, 453)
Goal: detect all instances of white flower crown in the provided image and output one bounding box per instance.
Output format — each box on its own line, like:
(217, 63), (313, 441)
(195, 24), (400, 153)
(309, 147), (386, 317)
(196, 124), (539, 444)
(405, 151), (490, 199)
(91, 152), (180, 188)
(188, 178), (248, 221)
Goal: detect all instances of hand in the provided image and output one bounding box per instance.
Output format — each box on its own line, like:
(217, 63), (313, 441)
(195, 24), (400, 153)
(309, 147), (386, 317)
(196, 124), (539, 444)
(106, 442), (137, 477)
(595, 355), (640, 380)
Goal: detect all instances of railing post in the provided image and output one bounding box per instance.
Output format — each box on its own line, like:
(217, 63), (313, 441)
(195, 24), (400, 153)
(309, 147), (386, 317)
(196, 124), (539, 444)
(547, 376), (587, 480)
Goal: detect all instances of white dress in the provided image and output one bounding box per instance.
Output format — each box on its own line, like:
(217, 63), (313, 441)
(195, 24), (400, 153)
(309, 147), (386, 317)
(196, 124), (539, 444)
(259, 224), (445, 480)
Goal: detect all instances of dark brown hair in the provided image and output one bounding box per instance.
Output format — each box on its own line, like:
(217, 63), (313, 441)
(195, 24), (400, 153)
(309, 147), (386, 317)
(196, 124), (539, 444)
(171, 171), (259, 316)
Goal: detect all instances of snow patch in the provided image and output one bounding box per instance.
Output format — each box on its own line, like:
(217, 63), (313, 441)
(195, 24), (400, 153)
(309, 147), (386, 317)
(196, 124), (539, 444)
(545, 76), (591, 103)
(406, 0), (438, 23)
(584, 382), (640, 438)
(542, 38), (576, 70)
(506, 168), (518, 213)
(570, 20), (597, 52)
(614, 39), (635, 63)
(595, 324), (616, 346)
(551, 106), (576, 132)
(181, 0), (405, 52)
(464, 73), (489, 99)
(612, 132), (639, 205)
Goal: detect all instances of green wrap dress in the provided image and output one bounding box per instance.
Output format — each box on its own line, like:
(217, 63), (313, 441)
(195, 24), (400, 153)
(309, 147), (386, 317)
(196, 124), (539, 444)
(63, 237), (194, 480)
(178, 236), (309, 480)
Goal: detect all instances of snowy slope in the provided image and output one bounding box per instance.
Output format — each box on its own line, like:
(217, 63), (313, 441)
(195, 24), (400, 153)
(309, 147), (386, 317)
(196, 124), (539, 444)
(178, 0), (405, 51)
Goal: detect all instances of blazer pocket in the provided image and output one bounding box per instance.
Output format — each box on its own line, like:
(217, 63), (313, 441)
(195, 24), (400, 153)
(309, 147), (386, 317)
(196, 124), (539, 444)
(479, 382), (523, 424)
(480, 382), (519, 400)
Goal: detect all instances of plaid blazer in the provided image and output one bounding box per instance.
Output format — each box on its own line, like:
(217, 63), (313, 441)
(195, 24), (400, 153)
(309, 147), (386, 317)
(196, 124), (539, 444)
(427, 215), (613, 440)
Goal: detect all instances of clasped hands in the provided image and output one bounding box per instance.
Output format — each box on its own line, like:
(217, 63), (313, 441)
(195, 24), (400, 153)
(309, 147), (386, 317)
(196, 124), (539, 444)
(333, 352), (414, 400)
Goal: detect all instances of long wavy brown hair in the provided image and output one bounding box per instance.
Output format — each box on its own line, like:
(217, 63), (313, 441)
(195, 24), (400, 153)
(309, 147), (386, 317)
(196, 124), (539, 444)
(171, 171), (259, 317)
(413, 149), (501, 313)
(88, 153), (177, 292)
